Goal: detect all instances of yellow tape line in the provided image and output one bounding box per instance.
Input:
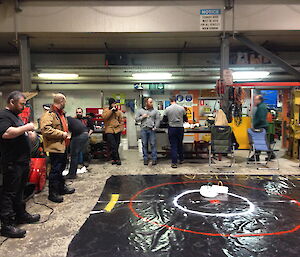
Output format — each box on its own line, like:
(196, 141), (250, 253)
(104, 194), (120, 212)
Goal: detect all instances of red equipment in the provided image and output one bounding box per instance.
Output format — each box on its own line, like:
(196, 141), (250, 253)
(19, 106), (31, 124)
(216, 79), (225, 96)
(29, 158), (47, 192)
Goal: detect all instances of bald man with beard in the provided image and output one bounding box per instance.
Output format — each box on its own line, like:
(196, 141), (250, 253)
(40, 93), (75, 203)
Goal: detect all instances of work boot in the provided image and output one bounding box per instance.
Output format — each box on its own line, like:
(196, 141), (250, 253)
(144, 159), (148, 166)
(65, 173), (77, 180)
(48, 192), (63, 203)
(0, 217), (26, 238)
(60, 185), (75, 195)
(112, 160), (117, 165)
(16, 212), (40, 224)
(152, 160), (157, 166)
(48, 185), (64, 203)
(116, 160), (122, 166)
(248, 155), (260, 162)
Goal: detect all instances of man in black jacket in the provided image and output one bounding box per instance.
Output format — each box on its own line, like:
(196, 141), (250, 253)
(0, 91), (40, 238)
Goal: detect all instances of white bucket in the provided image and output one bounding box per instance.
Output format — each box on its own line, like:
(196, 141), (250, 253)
(138, 139), (143, 158)
(138, 139), (143, 153)
(200, 182), (228, 198)
(200, 185), (218, 198)
(121, 138), (128, 151)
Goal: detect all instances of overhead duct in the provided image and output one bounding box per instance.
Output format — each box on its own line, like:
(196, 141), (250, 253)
(0, 55), (19, 67)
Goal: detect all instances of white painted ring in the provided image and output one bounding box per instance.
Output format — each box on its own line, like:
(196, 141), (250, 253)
(173, 189), (255, 217)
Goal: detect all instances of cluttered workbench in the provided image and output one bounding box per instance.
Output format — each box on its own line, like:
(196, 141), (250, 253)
(154, 126), (211, 158)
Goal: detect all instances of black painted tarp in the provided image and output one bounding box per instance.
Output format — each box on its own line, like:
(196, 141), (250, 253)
(67, 175), (300, 257)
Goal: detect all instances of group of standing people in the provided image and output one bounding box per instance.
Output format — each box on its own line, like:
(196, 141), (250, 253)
(0, 92), (94, 238)
(0, 92), (128, 238)
(99, 95), (188, 168)
(0, 90), (273, 239)
(136, 96), (188, 168)
(0, 91), (187, 239)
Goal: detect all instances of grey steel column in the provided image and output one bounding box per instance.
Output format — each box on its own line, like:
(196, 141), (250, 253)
(220, 33), (231, 120)
(19, 35), (31, 92)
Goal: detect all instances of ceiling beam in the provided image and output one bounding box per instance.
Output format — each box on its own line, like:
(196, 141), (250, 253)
(235, 33), (300, 80)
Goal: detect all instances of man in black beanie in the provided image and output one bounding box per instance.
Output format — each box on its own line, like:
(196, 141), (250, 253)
(102, 98), (124, 165)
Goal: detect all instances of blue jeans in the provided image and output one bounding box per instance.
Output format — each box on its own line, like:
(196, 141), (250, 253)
(78, 152), (83, 165)
(168, 127), (184, 164)
(141, 129), (157, 161)
(78, 137), (91, 167)
(69, 133), (89, 175)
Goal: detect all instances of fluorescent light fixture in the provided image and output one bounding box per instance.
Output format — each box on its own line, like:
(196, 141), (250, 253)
(233, 71), (270, 80)
(132, 72), (172, 80)
(38, 73), (79, 79)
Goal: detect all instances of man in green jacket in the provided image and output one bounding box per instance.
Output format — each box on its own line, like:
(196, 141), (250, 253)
(253, 95), (268, 130)
(249, 95), (274, 161)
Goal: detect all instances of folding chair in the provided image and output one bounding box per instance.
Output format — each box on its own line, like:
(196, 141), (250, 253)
(247, 128), (279, 170)
(209, 126), (235, 168)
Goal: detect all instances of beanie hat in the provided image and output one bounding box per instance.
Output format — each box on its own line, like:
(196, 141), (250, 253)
(108, 98), (116, 106)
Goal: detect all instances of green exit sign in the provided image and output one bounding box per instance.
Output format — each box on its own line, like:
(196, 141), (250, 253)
(149, 83), (165, 94)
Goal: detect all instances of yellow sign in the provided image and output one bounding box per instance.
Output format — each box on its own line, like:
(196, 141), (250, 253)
(112, 93), (126, 105)
(186, 107), (193, 121)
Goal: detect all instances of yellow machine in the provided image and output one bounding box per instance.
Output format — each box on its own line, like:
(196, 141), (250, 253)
(289, 89), (300, 158)
(229, 117), (251, 149)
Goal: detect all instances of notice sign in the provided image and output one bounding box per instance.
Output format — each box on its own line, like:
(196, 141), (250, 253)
(223, 69), (233, 85)
(200, 9), (222, 31)
(186, 107), (193, 121)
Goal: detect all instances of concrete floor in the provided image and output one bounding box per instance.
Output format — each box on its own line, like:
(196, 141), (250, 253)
(0, 149), (299, 257)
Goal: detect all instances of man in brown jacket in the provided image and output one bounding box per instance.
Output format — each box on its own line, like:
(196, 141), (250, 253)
(40, 93), (75, 203)
(102, 98), (124, 165)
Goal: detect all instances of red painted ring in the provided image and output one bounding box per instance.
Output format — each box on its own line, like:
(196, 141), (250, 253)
(128, 180), (300, 237)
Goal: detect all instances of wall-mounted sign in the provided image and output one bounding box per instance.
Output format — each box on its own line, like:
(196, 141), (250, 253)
(176, 92), (193, 107)
(164, 100), (171, 109)
(185, 94), (193, 102)
(186, 107), (193, 121)
(223, 69), (233, 85)
(112, 93), (126, 105)
(200, 9), (222, 31)
(149, 83), (165, 95)
(176, 95), (184, 102)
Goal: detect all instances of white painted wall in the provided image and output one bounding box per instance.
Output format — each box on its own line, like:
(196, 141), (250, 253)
(1, 0), (300, 33)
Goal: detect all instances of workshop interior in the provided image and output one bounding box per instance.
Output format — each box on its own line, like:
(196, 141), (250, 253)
(1, 1), (300, 257)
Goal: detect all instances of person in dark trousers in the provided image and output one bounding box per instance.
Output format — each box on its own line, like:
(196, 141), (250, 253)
(65, 116), (89, 179)
(136, 97), (161, 166)
(76, 108), (94, 136)
(0, 91), (40, 238)
(75, 108), (94, 169)
(102, 98), (124, 165)
(40, 93), (75, 203)
(163, 96), (188, 168)
(248, 95), (274, 161)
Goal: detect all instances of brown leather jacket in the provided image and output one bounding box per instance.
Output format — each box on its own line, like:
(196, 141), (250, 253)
(102, 108), (124, 134)
(40, 107), (67, 153)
